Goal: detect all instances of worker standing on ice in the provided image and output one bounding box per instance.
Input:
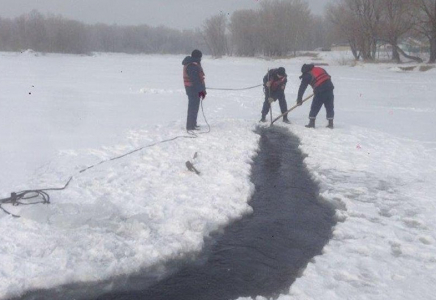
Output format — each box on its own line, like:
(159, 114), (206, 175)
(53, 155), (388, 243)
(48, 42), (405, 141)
(297, 63), (335, 128)
(182, 49), (207, 131)
(260, 67), (290, 124)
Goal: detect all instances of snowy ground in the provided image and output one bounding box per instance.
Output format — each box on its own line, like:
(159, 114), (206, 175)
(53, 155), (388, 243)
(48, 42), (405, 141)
(0, 51), (435, 300)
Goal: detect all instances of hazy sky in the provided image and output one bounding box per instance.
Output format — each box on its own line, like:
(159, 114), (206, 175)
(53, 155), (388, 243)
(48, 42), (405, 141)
(0, 0), (331, 29)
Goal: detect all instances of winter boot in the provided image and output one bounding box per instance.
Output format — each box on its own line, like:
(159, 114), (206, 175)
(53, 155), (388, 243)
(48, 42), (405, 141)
(305, 119), (315, 128)
(283, 115), (291, 124)
(260, 116), (267, 123)
(326, 119), (334, 129)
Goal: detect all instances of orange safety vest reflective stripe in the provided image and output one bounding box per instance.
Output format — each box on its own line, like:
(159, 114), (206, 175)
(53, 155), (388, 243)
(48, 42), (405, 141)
(310, 67), (330, 88)
(183, 62), (205, 87)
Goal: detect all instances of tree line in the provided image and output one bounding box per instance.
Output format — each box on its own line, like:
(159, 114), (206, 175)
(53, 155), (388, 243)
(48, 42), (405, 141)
(0, 0), (434, 63)
(203, 0), (435, 63)
(205, 0), (332, 57)
(0, 10), (205, 55)
(326, 0), (436, 63)
(0, 1), (329, 57)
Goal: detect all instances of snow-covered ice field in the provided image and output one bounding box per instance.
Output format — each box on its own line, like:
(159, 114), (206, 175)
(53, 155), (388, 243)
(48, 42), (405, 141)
(1, 51), (435, 300)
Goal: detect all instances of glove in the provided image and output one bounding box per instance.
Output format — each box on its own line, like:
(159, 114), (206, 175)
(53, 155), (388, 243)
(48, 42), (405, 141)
(297, 99), (302, 106)
(199, 91), (206, 100)
(265, 81), (272, 88)
(268, 97), (275, 104)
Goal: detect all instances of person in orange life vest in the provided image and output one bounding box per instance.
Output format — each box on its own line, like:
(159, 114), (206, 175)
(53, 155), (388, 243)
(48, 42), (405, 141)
(260, 67), (290, 123)
(182, 49), (207, 131)
(297, 63), (335, 128)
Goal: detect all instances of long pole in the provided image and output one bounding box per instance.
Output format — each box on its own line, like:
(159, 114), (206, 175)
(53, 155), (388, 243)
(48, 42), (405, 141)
(267, 69), (273, 123)
(270, 94), (314, 126)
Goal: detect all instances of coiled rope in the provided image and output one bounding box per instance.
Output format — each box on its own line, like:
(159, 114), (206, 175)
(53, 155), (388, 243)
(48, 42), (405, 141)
(1, 134), (199, 217)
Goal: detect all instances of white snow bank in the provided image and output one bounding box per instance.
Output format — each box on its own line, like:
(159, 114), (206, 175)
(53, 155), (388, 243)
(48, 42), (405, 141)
(281, 125), (436, 300)
(0, 120), (259, 298)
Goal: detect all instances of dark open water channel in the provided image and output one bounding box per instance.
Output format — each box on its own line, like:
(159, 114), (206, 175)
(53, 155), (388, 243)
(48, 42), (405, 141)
(15, 126), (336, 300)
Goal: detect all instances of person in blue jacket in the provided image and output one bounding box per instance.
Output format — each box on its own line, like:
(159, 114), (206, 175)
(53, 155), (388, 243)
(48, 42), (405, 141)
(297, 63), (335, 128)
(182, 49), (207, 131)
(260, 67), (290, 124)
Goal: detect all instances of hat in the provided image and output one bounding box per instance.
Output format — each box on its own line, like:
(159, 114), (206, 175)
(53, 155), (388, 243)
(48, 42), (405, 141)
(301, 63), (314, 73)
(191, 49), (202, 58)
(277, 67), (286, 76)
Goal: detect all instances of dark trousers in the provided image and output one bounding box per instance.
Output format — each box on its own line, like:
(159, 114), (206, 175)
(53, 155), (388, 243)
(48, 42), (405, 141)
(186, 93), (200, 130)
(309, 89), (334, 120)
(261, 90), (288, 118)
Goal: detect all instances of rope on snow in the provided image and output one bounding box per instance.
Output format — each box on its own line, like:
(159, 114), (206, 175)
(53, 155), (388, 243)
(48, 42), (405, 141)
(1, 82), (260, 217)
(206, 84), (263, 91)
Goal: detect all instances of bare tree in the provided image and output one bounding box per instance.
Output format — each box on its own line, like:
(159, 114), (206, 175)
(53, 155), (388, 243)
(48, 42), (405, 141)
(414, 0), (436, 63)
(202, 13), (228, 57)
(0, 17), (14, 51)
(378, 0), (417, 62)
(258, 0), (312, 56)
(349, 0), (383, 60)
(306, 17), (334, 51)
(285, 0), (313, 54)
(327, 0), (383, 60)
(23, 10), (48, 51)
(229, 10), (260, 56)
(258, 0), (281, 56)
(326, 2), (363, 59)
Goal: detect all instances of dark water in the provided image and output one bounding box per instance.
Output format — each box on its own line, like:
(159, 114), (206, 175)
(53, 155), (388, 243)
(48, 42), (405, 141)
(14, 126), (336, 300)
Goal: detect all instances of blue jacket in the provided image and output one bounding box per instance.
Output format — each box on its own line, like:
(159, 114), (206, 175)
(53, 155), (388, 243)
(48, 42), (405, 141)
(182, 56), (206, 95)
(263, 69), (287, 92)
(298, 65), (334, 101)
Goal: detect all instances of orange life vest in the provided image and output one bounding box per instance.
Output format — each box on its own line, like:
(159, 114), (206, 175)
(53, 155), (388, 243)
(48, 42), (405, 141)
(183, 62), (205, 87)
(310, 67), (330, 88)
(271, 76), (286, 91)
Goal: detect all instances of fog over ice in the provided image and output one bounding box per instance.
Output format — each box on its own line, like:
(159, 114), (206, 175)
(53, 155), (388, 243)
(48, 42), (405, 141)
(0, 0), (331, 29)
